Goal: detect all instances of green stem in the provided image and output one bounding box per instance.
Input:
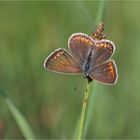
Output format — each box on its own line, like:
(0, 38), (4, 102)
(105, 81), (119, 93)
(77, 82), (91, 140)
(0, 90), (35, 139)
(6, 98), (35, 139)
(95, 0), (106, 26)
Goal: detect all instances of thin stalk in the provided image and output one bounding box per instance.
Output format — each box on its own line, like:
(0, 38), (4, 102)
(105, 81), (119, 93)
(77, 81), (92, 140)
(6, 98), (35, 139)
(0, 90), (35, 139)
(95, 0), (106, 26)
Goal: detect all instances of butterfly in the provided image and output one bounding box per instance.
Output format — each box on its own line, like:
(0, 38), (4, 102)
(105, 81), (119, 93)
(44, 24), (118, 85)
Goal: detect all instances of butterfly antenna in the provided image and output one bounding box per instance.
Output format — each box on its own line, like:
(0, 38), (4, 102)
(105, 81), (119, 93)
(91, 22), (106, 40)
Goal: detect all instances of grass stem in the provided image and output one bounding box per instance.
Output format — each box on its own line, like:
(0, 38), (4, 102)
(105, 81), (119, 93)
(95, 0), (106, 26)
(0, 90), (35, 139)
(77, 81), (92, 140)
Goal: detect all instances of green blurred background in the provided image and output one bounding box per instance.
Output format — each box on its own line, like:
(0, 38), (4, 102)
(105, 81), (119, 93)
(0, 1), (140, 139)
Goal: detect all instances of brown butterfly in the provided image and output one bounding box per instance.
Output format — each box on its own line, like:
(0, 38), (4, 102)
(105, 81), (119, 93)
(44, 24), (118, 85)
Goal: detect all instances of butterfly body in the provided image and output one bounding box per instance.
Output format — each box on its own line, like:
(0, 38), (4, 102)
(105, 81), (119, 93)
(44, 25), (118, 85)
(83, 49), (94, 73)
(81, 48), (94, 82)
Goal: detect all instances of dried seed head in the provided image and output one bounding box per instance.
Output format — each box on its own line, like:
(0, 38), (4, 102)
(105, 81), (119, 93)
(91, 22), (106, 40)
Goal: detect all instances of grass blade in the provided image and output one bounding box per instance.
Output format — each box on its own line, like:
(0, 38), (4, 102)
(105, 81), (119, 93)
(0, 90), (35, 139)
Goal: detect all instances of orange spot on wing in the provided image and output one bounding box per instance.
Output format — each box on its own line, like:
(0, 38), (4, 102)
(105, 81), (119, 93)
(95, 44), (100, 47)
(111, 70), (114, 73)
(76, 37), (80, 40)
(108, 62), (116, 76)
(74, 36), (94, 46)
(80, 37), (84, 42)
(56, 53), (60, 57)
(60, 51), (64, 54)
(89, 42), (93, 45)
(100, 43), (104, 47)
(104, 44), (107, 48)
(54, 56), (57, 59)
(85, 39), (89, 43)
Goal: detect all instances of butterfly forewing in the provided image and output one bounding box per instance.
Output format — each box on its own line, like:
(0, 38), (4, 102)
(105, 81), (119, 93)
(44, 48), (81, 74)
(91, 40), (115, 67)
(89, 60), (118, 85)
(68, 33), (95, 65)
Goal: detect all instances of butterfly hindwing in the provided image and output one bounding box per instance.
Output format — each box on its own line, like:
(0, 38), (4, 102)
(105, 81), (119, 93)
(88, 60), (118, 85)
(44, 48), (81, 74)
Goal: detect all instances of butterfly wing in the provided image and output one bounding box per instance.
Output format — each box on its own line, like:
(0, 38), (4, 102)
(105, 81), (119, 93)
(68, 33), (95, 65)
(68, 33), (115, 67)
(88, 60), (118, 85)
(92, 39), (115, 67)
(44, 48), (81, 74)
